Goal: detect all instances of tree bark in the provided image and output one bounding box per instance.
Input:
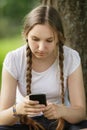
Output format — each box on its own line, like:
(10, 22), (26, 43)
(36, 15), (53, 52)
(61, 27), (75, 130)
(56, 0), (87, 103)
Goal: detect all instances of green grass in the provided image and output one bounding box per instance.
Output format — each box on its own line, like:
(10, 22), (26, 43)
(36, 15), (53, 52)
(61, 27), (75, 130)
(0, 35), (24, 88)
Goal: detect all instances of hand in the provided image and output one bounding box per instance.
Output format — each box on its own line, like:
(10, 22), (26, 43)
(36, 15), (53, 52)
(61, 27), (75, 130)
(16, 96), (45, 117)
(43, 102), (63, 120)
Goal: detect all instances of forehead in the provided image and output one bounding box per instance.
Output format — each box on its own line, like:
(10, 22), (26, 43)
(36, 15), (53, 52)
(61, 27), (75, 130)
(28, 24), (57, 38)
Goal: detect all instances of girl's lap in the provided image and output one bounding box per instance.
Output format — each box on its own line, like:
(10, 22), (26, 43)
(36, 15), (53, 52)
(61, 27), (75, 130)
(0, 119), (87, 130)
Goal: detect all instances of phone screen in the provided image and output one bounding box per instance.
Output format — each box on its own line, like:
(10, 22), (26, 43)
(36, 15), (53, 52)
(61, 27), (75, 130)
(29, 94), (47, 106)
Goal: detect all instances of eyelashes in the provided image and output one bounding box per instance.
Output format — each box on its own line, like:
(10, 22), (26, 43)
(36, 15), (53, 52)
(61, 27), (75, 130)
(31, 37), (53, 43)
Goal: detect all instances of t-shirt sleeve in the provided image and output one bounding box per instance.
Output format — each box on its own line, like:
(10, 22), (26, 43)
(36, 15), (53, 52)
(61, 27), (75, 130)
(3, 52), (18, 80)
(64, 47), (81, 76)
(69, 50), (81, 75)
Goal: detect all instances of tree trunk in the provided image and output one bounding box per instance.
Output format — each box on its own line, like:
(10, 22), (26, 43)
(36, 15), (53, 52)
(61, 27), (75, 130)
(56, 0), (87, 103)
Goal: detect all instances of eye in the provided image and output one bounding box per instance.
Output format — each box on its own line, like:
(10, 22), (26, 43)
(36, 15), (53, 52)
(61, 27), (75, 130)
(32, 36), (39, 41)
(46, 38), (53, 43)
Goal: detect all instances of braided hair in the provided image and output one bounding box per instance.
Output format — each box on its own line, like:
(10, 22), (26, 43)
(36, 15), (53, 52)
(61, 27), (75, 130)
(21, 3), (65, 130)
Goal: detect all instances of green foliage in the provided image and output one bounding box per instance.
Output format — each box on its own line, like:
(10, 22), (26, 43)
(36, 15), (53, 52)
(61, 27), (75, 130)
(3, 0), (36, 23)
(0, 35), (23, 87)
(0, 17), (21, 38)
(0, 0), (40, 38)
(1, 0), (39, 21)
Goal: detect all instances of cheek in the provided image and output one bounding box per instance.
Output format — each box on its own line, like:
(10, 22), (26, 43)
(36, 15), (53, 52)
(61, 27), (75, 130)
(28, 40), (37, 51)
(49, 44), (56, 51)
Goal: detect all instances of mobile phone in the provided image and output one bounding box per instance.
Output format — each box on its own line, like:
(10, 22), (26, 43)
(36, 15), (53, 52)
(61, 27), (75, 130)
(29, 93), (47, 106)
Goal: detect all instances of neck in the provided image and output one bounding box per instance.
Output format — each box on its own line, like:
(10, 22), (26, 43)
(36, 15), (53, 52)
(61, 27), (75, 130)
(32, 52), (57, 72)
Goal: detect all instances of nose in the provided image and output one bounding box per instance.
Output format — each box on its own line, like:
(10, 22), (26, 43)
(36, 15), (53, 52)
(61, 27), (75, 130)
(38, 42), (45, 51)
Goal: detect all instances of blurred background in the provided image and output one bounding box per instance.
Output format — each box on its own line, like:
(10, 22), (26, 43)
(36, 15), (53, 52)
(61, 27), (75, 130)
(0, 0), (39, 84)
(0, 0), (87, 107)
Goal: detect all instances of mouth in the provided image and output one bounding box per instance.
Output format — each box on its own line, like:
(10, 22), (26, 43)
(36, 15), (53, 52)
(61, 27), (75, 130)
(36, 52), (45, 56)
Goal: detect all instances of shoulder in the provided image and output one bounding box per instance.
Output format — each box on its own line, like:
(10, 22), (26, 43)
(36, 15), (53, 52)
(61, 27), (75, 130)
(9, 45), (26, 56)
(63, 45), (80, 61)
(63, 45), (81, 76)
(3, 45), (26, 79)
(4, 45), (26, 62)
(63, 45), (79, 56)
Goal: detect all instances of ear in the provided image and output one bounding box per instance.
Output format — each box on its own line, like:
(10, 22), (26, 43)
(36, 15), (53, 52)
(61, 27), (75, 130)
(26, 39), (28, 43)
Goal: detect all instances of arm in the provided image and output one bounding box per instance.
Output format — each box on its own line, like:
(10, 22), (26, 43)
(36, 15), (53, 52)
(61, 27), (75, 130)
(43, 64), (86, 123)
(0, 68), (19, 125)
(63, 64), (86, 123)
(0, 68), (46, 125)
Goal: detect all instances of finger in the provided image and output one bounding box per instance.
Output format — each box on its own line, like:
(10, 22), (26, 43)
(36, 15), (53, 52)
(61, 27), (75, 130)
(25, 107), (42, 113)
(47, 101), (52, 105)
(27, 112), (42, 117)
(24, 104), (45, 113)
(24, 107), (43, 116)
(25, 95), (29, 99)
(44, 108), (52, 115)
(44, 112), (53, 119)
(25, 99), (39, 105)
(44, 109), (56, 119)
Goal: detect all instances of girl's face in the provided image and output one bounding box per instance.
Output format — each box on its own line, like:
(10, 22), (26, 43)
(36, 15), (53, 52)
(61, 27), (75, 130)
(27, 24), (58, 60)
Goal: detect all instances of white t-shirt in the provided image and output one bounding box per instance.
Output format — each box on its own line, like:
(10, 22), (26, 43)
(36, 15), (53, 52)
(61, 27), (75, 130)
(3, 45), (80, 106)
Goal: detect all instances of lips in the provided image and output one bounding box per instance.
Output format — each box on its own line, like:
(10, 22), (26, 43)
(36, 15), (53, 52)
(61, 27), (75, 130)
(37, 53), (45, 56)
(36, 51), (45, 56)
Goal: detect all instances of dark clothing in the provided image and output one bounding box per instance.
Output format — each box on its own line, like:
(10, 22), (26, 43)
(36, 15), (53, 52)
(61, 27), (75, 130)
(0, 124), (29, 130)
(0, 115), (87, 130)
